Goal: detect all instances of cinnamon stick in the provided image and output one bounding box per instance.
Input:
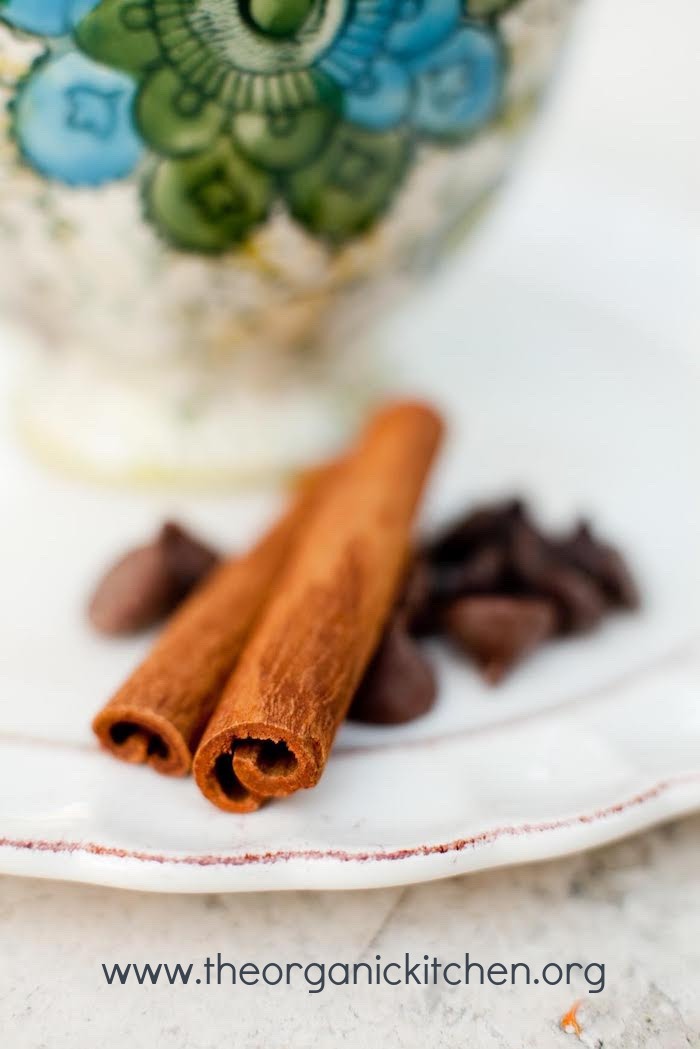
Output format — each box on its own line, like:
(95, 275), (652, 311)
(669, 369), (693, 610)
(193, 401), (444, 812)
(92, 476), (329, 777)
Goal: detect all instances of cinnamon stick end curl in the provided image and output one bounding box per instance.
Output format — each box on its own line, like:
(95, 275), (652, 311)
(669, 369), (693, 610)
(92, 706), (192, 777)
(194, 725), (320, 813)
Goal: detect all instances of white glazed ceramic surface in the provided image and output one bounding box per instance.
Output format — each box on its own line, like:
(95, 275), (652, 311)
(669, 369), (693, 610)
(1, 175), (698, 892)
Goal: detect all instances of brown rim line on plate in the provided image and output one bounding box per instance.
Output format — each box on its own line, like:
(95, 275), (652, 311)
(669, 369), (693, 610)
(1, 775), (698, 883)
(194, 725), (321, 813)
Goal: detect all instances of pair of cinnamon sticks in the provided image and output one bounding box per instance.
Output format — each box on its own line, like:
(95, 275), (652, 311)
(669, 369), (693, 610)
(93, 401), (444, 812)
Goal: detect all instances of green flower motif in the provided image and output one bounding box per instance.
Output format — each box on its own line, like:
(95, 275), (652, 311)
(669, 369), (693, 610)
(6, 0), (518, 253)
(145, 137), (273, 253)
(284, 124), (411, 242)
(74, 1), (160, 74)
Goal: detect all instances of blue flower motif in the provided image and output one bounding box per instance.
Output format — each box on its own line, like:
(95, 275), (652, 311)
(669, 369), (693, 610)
(410, 25), (503, 138)
(1, 0), (99, 36)
(343, 59), (412, 131)
(318, 0), (502, 136)
(385, 0), (462, 60)
(13, 50), (143, 185)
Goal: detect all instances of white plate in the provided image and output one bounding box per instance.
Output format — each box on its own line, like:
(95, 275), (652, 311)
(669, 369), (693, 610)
(1, 178), (699, 893)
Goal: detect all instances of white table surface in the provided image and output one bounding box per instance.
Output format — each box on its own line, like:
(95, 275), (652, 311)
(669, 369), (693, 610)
(2, 0), (699, 1045)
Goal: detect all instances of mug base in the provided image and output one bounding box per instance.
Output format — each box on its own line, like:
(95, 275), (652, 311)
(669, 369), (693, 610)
(14, 351), (377, 487)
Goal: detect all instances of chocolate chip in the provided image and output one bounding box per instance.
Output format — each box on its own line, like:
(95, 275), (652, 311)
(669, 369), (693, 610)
(509, 518), (606, 633)
(159, 521), (221, 598)
(396, 556), (436, 636)
(88, 522), (221, 637)
(507, 515), (549, 585)
(537, 564), (607, 634)
(443, 596), (557, 684)
(433, 543), (509, 603)
(398, 553), (432, 625)
(555, 521), (640, 610)
(426, 498), (525, 565)
(88, 543), (177, 637)
(349, 621), (437, 724)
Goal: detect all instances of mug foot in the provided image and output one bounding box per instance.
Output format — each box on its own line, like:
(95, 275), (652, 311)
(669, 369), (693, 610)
(14, 352), (377, 487)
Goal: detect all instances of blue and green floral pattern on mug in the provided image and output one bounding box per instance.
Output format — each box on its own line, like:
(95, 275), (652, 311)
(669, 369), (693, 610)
(1, 0), (514, 252)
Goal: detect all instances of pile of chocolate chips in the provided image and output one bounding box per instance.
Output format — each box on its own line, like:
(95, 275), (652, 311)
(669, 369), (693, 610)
(349, 499), (639, 725)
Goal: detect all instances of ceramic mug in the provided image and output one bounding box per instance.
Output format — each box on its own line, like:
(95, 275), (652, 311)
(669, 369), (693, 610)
(0, 0), (575, 481)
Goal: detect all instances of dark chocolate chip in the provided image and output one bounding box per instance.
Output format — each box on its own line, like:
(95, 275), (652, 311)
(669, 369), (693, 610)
(159, 521), (221, 598)
(433, 543), (509, 603)
(536, 564), (607, 634)
(349, 622), (437, 725)
(508, 518), (606, 633)
(398, 558), (432, 621)
(426, 498), (525, 565)
(507, 515), (550, 584)
(88, 543), (177, 637)
(555, 521), (640, 610)
(89, 522), (221, 637)
(400, 556), (454, 639)
(443, 596), (558, 684)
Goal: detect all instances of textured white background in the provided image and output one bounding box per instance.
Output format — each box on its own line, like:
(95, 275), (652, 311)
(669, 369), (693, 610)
(2, 0), (699, 1044)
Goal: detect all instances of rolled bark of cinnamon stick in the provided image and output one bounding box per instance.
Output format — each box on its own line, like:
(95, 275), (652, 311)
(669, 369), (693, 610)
(193, 401), (444, 812)
(92, 477), (327, 777)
